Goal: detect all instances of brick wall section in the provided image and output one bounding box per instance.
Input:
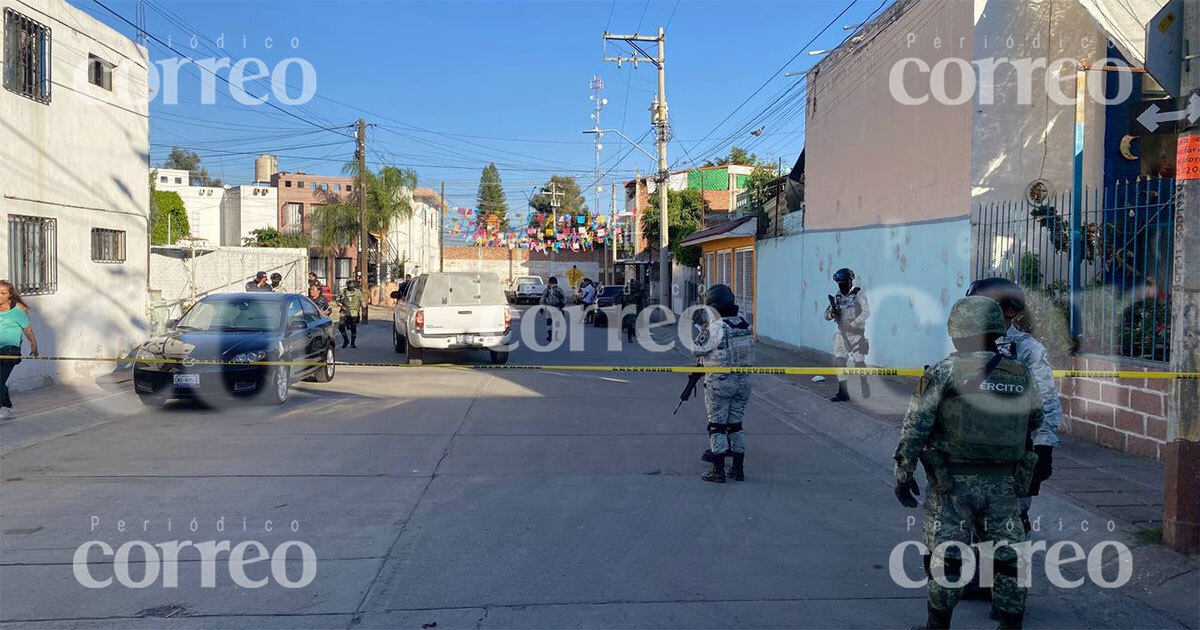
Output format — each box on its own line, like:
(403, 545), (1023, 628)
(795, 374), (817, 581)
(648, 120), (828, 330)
(441, 247), (607, 285)
(1060, 355), (1170, 460)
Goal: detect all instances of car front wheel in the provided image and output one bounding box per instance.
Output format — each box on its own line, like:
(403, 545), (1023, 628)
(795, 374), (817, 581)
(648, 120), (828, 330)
(489, 350), (509, 365)
(310, 346), (335, 382)
(267, 364), (290, 404)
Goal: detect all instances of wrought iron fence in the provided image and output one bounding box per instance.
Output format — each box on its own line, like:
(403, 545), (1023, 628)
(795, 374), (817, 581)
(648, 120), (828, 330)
(975, 177), (1175, 363)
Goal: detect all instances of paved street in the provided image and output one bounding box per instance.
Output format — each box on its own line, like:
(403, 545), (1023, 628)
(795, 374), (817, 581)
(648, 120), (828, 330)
(0, 308), (1195, 629)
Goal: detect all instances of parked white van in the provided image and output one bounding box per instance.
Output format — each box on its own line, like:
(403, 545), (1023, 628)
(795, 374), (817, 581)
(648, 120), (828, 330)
(391, 272), (513, 365)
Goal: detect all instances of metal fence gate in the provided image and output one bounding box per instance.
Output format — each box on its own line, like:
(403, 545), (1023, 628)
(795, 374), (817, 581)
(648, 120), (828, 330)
(975, 177), (1175, 363)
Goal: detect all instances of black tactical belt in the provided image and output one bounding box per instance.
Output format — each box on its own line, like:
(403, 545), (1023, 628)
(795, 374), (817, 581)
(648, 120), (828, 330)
(948, 461), (1016, 475)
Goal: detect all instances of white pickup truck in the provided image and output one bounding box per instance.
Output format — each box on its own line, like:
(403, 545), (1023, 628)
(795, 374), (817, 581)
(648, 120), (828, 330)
(511, 276), (545, 305)
(391, 272), (513, 365)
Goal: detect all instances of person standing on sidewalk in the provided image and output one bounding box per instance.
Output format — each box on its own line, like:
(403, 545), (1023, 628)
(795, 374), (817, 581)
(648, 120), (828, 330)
(0, 281), (39, 420)
(694, 284), (754, 483)
(966, 277), (1060, 531)
(337, 280), (365, 348)
(581, 279), (597, 323)
(893, 297), (1043, 630)
(540, 276), (566, 343)
(824, 267), (871, 401)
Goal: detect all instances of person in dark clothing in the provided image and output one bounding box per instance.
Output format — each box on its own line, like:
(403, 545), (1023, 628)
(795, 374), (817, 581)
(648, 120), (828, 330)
(308, 284), (331, 317)
(270, 273), (283, 290)
(246, 271), (273, 292)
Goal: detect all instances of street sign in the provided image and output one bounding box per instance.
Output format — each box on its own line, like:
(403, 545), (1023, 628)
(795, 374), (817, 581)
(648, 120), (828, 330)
(1130, 93), (1200, 135)
(1146, 0), (1183, 97)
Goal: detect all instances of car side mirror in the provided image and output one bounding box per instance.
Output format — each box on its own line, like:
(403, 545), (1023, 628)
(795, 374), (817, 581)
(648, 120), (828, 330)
(390, 290), (401, 300)
(165, 318), (179, 329)
(288, 318), (308, 332)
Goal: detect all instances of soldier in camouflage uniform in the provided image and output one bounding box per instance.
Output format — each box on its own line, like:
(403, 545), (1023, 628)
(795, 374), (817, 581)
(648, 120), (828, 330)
(825, 267), (871, 401)
(967, 278), (1061, 527)
(893, 296), (1044, 629)
(694, 284), (754, 483)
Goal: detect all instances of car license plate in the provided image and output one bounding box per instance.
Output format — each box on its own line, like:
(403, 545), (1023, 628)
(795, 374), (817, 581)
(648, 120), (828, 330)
(457, 334), (472, 345)
(173, 373), (200, 388)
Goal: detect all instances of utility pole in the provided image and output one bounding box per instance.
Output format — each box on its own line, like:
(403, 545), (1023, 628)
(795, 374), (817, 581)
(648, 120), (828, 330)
(1165, 4), (1200, 554)
(355, 119), (368, 320)
(547, 181), (563, 280)
(590, 75), (607, 283)
(439, 182), (445, 272)
(610, 181), (618, 285)
(604, 27), (668, 308)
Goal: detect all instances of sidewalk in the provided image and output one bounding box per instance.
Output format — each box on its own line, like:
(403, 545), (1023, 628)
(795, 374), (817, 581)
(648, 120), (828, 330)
(753, 340), (1167, 530)
(0, 367), (141, 456)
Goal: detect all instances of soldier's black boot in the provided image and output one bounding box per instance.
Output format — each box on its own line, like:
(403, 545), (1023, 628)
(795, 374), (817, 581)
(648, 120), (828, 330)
(856, 362), (871, 398)
(912, 604), (953, 630)
(701, 449), (718, 463)
(700, 454), (726, 483)
(350, 332), (357, 348)
(831, 381), (850, 402)
(727, 452), (745, 481)
(341, 335), (349, 349)
(996, 610), (1024, 629)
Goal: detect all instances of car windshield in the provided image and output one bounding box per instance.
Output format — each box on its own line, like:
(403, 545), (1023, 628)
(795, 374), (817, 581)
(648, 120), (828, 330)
(598, 286), (623, 298)
(176, 299), (282, 332)
(515, 277), (542, 285)
(419, 274), (506, 306)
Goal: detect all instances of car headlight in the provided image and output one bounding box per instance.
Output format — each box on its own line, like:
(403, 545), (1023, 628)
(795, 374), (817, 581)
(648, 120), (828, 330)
(230, 349), (268, 364)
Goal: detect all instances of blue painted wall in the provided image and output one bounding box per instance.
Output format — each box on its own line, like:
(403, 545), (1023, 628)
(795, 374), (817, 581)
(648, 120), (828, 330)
(756, 217), (973, 368)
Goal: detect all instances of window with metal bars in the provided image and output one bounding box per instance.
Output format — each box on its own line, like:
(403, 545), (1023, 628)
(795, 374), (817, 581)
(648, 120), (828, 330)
(7, 215), (57, 295)
(284, 202), (303, 233)
(3, 9), (51, 104)
(90, 228), (125, 263)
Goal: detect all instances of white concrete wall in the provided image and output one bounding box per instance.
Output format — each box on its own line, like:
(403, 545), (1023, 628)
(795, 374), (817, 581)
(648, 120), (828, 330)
(224, 185), (277, 246)
(969, 0), (1112, 207)
(157, 183), (223, 245)
(148, 246), (307, 323)
(388, 200), (441, 278)
(756, 217), (972, 369)
(0, 0), (149, 388)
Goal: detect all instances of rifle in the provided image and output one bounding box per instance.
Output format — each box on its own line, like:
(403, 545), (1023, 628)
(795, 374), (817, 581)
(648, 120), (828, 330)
(827, 294), (843, 324)
(674, 371), (705, 415)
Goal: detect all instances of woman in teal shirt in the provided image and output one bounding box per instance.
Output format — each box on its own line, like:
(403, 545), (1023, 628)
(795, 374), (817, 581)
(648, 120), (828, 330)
(0, 280), (39, 419)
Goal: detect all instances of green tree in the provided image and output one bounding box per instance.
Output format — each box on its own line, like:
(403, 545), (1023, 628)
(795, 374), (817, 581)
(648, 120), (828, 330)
(150, 190), (189, 245)
(162, 147), (222, 187)
(529, 174), (589, 221)
(743, 164), (780, 237)
(705, 146), (760, 167)
(243, 227), (310, 248)
(309, 163), (419, 259)
(640, 187), (706, 267)
(475, 163), (509, 230)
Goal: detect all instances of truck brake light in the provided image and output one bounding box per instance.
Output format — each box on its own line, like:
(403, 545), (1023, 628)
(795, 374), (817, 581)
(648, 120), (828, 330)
(414, 309), (425, 332)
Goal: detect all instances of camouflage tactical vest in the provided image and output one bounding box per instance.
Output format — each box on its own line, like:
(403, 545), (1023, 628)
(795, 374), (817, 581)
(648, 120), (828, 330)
(931, 354), (1035, 463)
(698, 317), (754, 369)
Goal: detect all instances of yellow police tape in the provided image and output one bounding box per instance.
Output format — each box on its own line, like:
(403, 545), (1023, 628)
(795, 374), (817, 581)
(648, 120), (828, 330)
(1, 355), (1197, 379)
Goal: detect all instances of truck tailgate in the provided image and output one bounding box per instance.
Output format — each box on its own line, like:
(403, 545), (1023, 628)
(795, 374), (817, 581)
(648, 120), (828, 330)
(420, 304), (508, 335)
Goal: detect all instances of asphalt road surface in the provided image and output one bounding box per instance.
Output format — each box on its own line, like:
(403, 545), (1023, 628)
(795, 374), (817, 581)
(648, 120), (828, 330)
(0, 307), (1190, 629)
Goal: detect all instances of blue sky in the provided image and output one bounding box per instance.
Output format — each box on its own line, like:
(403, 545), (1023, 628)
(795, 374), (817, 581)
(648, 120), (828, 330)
(79, 0), (886, 218)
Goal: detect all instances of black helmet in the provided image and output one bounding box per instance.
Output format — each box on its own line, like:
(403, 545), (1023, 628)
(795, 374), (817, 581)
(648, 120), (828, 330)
(966, 277), (1026, 313)
(270, 272), (282, 282)
(548, 276), (558, 285)
(704, 284), (736, 309)
(255, 271), (267, 280)
(832, 268), (854, 283)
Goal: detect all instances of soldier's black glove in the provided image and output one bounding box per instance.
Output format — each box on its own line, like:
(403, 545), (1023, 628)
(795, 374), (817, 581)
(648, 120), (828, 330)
(894, 477), (921, 508)
(1033, 445), (1053, 483)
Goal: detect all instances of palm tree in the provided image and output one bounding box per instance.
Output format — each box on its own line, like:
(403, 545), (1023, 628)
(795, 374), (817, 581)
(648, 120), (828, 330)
(310, 163), (418, 286)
